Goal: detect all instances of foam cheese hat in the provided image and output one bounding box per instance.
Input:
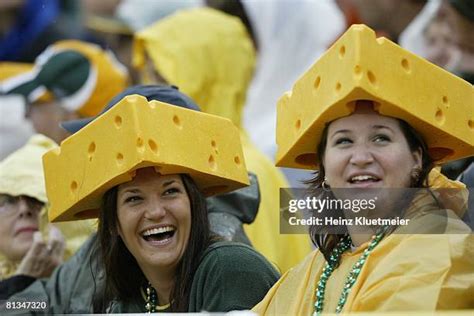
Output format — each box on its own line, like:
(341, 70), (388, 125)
(276, 24), (474, 170)
(43, 95), (249, 222)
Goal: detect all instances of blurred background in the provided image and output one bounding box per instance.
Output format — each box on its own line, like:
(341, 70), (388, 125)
(0, 0), (473, 184)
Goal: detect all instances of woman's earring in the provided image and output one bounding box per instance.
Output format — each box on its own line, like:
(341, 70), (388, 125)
(410, 167), (422, 186)
(322, 177), (331, 192)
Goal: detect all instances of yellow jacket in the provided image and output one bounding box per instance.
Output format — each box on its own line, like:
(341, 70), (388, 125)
(133, 8), (311, 272)
(253, 173), (474, 314)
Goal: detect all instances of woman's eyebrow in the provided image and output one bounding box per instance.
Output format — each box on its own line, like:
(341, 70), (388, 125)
(120, 188), (140, 195)
(329, 129), (351, 139)
(372, 125), (394, 132)
(162, 180), (176, 187)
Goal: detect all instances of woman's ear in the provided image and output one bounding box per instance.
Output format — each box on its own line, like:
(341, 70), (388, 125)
(412, 147), (423, 169)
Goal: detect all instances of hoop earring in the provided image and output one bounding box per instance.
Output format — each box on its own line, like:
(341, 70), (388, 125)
(322, 177), (331, 192)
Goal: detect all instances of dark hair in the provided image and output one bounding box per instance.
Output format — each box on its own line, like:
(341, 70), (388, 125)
(306, 112), (434, 263)
(92, 173), (214, 312)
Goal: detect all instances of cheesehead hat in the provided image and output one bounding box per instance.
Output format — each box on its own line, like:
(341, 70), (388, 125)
(276, 24), (473, 170)
(43, 92), (249, 222)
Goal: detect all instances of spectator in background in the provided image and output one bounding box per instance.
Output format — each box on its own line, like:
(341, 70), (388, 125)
(1, 40), (128, 144)
(439, 0), (474, 83)
(207, 0), (345, 188)
(133, 8), (311, 273)
(0, 0), (91, 62)
(0, 62), (35, 160)
(0, 135), (64, 299)
(400, 0), (474, 180)
(80, 0), (200, 84)
(335, 0), (427, 41)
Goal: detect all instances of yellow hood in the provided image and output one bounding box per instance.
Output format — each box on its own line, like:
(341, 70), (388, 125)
(133, 7), (255, 127)
(0, 134), (56, 203)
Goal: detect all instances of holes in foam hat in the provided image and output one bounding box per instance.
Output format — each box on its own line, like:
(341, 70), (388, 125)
(295, 119), (301, 131)
(136, 137), (144, 151)
(314, 76), (321, 90)
(173, 115), (181, 128)
(148, 139), (158, 154)
(70, 181), (78, 193)
(401, 58), (410, 73)
(335, 82), (342, 93)
(114, 116), (122, 128)
(442, 96), (449, 108)
(354, 65), (362, 78)
(468, 119), (474, 131)
(367, 71), (377, 86)
(116, 153), (124, 164)
(234, 156), (241, 165)
(88, 142), (95, 161)
(211, 140), (218, 154)
(339, 45), (345, 59)
(435, 108), (445, 124)
(208, 154), (216, 170)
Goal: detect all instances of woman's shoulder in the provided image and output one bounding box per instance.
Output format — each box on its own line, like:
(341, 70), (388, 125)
(188, 241), (280, 312)
(198, 241), (278, 273)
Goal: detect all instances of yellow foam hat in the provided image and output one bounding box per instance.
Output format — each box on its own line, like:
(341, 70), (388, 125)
(276, 24), (474, 169)
(43, 95), (249, 222)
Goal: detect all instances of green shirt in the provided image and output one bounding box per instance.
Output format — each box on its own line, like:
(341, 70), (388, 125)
(110, 241), (280, 312)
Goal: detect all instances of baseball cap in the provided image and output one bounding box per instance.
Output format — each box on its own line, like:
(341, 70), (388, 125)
(61, 84), (201, 133)
(3, 40), (128, 117)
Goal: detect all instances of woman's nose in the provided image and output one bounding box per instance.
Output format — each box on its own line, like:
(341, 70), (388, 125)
(349, 145), (375, 167)
(144, 201), (167, 220)
(17, 198), (34, 218)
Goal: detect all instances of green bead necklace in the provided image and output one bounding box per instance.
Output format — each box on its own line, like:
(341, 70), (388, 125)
(143, 282), (171, 313)
(313, 226), (388, 315)
(145, 282), (158, 313)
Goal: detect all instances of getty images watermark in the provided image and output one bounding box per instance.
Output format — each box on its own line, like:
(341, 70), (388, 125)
(280, 188), (473, 234)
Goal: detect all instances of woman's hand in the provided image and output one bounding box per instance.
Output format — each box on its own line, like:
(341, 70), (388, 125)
(15, 225), (65, 278)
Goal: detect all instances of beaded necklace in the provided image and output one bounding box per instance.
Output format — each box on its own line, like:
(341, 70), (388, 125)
(313, 226), (388, 315)
(144, 282), (170, 313)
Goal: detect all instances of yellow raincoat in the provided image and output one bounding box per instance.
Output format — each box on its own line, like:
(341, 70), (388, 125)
(133, 8), (311, 272)
(0, 135), (95, 279)
(253, 173), (474, 314)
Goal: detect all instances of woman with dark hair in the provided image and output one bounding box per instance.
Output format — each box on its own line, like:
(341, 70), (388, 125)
(41, 90), (279, 313)
(254, 25), (473, 314)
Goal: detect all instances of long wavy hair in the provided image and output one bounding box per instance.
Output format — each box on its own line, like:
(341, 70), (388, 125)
(305, 112), (434, 264)
(92, 173), (214, 312)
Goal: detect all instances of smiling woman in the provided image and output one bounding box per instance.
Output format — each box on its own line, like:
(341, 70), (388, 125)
(96, 170), (209, 311)
(253, 25), (474, 315)
(41, 85), (280, 313)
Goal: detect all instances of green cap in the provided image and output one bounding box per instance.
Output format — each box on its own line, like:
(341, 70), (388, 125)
(6, 51), (90, 101)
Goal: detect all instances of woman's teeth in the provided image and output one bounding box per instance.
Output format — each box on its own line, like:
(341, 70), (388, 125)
(350, 175), (379, 183)
(142, 226), (176, 241)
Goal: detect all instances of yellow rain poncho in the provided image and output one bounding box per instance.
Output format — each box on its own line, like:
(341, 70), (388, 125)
(133, 7), (311, 272)
(253, 173), (474, 314)
(0, 135), (95, 279)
